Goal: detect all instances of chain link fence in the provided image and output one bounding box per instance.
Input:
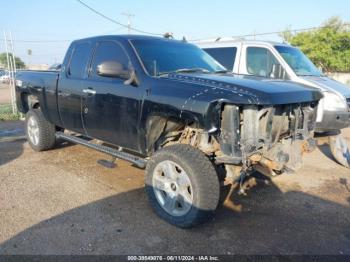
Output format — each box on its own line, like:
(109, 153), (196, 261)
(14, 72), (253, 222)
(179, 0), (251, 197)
(0, 83), (20, 121)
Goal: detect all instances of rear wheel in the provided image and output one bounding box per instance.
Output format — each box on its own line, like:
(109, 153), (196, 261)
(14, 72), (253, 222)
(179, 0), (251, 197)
(26, 109), (56, 151)
(145, 144), (220, 228)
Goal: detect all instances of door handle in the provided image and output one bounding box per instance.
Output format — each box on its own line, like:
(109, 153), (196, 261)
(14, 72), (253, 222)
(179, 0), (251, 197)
(82, 88), (96, 95)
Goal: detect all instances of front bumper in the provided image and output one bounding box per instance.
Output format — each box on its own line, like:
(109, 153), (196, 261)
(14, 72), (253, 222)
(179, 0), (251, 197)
(316, 110), (350, 131)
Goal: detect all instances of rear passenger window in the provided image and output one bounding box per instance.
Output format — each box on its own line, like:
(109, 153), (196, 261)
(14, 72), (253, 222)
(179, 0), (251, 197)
(203, 47), (237, 71)
(68, 42), (91, 78)
(246, 47), (280, 78)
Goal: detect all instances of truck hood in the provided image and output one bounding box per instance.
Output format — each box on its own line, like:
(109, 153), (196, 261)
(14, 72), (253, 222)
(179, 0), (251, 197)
(167, 73), (322, 105)
(300, 76), (350, 98)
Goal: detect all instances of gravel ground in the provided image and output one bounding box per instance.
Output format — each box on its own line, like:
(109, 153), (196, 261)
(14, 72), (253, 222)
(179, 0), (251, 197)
(0, 120), (349, 255)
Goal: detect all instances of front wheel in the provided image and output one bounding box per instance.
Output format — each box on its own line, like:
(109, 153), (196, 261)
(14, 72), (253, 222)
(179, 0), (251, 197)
(26, 109), (56, 151)
(145, 144), (220, 228)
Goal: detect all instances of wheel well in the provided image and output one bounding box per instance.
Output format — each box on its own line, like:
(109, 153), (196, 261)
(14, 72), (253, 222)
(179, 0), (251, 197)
(145, 116), (221, 157)
(145, 116), (188, 154)
(21, 94), (40, 112)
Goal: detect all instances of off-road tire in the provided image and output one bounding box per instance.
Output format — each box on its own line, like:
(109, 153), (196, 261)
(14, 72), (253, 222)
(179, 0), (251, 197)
(145, 144), (220, 228)
(26, 109), (56, 151)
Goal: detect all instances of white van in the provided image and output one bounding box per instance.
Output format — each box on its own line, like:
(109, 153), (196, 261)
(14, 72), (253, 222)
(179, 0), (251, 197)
(196, 39), (350, 167)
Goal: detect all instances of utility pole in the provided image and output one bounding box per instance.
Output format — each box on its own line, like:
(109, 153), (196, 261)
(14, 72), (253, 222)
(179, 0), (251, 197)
(9, 31), (16, 74)
(3, 31), (11, 72)
(122, 12), (135, 33)
(27, 49), (32, 66)
(3, 30), (17, 114)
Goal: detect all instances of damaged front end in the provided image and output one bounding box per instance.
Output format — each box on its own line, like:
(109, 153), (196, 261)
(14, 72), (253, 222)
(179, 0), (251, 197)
(217, 103), (318, 179)
(163, 101), (318, 182)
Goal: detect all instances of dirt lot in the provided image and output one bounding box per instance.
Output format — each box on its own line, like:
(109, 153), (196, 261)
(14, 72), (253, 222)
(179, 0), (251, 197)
(0, 120), (349, 255)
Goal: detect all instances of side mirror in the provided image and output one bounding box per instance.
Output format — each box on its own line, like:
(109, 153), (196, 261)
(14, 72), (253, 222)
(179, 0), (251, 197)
(97, 61), (129, 79)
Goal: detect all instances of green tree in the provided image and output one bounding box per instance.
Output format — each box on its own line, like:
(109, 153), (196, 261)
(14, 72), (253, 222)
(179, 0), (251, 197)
(279, 25), (293, 42)
(281, 17), (350, 72)
(0, 53), (26, 69)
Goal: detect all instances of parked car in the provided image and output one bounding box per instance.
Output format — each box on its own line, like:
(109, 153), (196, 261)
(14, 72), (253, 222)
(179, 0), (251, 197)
(0, 71), (11, 83)
(16, 35), (322, 227)
(197, 39), (350, 167)
(48, 63), (62, 71)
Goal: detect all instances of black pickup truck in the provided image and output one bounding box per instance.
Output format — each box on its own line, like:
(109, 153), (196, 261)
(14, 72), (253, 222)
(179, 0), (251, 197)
(16, 35), (322, 228)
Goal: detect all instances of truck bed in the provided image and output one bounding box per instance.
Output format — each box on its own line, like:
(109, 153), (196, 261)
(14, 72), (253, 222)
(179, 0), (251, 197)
(16, 70), (60, 125)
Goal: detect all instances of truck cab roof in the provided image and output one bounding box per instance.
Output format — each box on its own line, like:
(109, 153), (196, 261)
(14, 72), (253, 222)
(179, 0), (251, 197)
(72, 34), (184, 45)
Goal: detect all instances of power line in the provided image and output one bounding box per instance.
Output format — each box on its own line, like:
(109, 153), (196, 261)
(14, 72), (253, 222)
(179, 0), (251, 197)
(75, 0), (163, 36)
(0, 22), (348, 44)
(238, 24), (350, 38)
(0, 39), (70, 43)
(0, 26), (128, 43)
(190, 23), (350, 42)
(103, 26), (127, 34)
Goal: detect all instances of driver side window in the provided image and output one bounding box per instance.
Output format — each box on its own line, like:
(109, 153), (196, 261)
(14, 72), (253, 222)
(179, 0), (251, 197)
(90, 41), (129, 79)
(246, 47), (281, 78)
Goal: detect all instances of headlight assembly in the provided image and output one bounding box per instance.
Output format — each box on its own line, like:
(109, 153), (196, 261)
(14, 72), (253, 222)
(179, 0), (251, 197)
(322, 92), (348, 112)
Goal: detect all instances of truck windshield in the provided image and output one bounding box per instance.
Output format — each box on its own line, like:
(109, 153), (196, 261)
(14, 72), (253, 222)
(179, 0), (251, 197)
(131, 39), (226, 76)
(274, 45), (322, 77)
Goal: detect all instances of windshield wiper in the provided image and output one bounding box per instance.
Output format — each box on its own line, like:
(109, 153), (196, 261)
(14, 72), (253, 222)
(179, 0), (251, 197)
(157, 68), (210, 77)
(175, 68), (210, 74)
(214, 70), (229, 74)
(297, 74), (322, 77)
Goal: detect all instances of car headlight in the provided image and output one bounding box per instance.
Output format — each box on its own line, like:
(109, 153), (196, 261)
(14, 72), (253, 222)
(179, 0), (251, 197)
(322, 92), (348, 111)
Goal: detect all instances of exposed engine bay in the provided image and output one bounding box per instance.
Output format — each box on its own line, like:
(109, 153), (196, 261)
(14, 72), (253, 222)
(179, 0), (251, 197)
(165, 102), (318, 183)
(219, 103), (318, 176)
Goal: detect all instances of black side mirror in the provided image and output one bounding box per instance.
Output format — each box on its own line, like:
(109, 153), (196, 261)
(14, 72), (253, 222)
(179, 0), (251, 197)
(97, 61), (129, 79)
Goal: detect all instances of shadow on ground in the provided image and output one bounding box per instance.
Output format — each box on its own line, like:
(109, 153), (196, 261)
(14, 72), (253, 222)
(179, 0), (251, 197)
(0, 121), (26, 166)
(0, 139), (25, 166)
(317, 143), (335, 162)
(0, 139), (76, 167)
(0, 176), (349, 255)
